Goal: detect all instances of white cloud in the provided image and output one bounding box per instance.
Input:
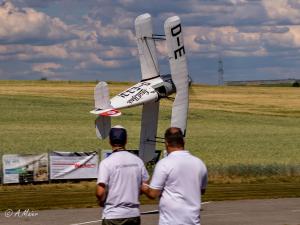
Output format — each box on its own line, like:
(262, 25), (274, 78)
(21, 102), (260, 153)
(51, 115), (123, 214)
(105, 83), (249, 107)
(75, 53), (122, 69)
(83, 16), (136, 44)
(262, 0), (300, 24)
(32, 62), (61, 71)
(0, 1), (76, 44)
(0, 0), (299, 82)
(288, 26), (300, 46)
(33, 45), (68, 59)
(0, 43), (69, 61)
(184, 21), (300, 58)
(185, 26), (265, 57)
(32, 62), (62, 78)
(102, 46), (129, 59)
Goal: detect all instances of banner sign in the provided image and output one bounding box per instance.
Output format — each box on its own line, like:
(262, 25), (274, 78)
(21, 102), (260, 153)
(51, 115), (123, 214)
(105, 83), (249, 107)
(2, 154), (48, 184)
(49, 151), (98, 180)
(101, 150), (114, 160)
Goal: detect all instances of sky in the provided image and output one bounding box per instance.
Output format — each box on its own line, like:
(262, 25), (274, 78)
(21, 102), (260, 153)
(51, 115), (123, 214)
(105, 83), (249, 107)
(0, 0), (300, 84)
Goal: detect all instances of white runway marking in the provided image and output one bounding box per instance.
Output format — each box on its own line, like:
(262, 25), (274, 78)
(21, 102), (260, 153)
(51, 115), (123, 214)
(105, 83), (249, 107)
(70, 202), (212, 225)
(141, 210), (159, 215)
(202, 201), (211, 205)
(69, 209), (161, 225)
(203, 212), (241, 217)
(70, 219), (102, 225)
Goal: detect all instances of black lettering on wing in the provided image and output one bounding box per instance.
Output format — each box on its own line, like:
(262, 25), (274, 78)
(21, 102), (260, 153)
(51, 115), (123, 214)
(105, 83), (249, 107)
(170, 23), (185, 60)
(174, 46), (185, 60)
(171, 23), (181, 37)
(119, 92), (129, 98)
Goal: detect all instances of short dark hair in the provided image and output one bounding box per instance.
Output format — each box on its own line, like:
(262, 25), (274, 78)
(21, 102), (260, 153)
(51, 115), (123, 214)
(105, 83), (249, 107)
(109, 127), (127, 146)
(164, 127), (184, 147)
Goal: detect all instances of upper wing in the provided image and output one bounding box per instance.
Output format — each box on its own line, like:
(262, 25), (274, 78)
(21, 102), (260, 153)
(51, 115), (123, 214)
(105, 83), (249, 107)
(164, 16), (189, 135)
(135, 13), (160, 80)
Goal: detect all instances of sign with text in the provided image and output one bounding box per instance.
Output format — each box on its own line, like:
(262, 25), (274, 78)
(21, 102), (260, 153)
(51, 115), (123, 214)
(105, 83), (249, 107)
(49, 151), (98, 180)
(2, 154), (48, 184)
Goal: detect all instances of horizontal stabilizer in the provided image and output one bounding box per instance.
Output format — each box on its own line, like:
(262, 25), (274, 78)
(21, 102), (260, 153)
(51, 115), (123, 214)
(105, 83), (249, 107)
(99, 109), (121, 117)
(164, 16), (189, 135)
(90, 108), (121, 117)
(95, 116), (111, 139)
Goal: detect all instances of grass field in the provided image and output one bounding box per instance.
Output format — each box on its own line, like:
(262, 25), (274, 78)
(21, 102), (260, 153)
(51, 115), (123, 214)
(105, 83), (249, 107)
(0, 80), (299, 177)
(0, 80), (300, 210)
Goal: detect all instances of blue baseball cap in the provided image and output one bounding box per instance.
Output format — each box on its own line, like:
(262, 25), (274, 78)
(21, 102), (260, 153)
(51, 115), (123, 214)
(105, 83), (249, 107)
(109, 125), (127, 145)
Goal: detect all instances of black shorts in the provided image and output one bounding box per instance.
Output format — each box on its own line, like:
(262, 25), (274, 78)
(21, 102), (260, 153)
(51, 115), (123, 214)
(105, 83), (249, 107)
(102, 216), (141, 225)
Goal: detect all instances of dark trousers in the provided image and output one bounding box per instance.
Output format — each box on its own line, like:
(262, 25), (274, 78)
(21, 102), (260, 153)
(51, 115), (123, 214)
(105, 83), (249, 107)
(102, 216), (141, 225)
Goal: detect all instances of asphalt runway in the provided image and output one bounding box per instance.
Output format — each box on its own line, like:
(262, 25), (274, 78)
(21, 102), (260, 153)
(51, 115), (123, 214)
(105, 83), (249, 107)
(1, 198), (299, 225)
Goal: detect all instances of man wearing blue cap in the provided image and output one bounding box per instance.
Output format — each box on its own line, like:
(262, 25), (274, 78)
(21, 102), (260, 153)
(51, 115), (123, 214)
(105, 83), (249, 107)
(96, 125), (149, 225)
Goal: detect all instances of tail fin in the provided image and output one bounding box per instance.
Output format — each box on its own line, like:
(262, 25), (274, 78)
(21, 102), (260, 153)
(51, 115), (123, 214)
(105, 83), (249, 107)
(92, 82), (113, 139)
(94, 81), (111, 109)
(135, 13), (160, 80)
(164, 16), (189, 135)
(90, 81), (122, 116)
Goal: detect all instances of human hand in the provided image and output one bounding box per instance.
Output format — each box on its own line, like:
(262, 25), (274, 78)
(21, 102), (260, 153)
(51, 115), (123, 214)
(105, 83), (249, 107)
(141, 182), (150, 194)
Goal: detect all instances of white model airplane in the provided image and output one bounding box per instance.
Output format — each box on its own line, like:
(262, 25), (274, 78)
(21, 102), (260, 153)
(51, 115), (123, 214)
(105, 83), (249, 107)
(90, 13), (189, 162)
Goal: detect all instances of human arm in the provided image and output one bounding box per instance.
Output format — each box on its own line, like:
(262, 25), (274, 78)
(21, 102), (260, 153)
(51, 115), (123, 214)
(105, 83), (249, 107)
(201, 164), (208, 195)
(141, 182), (161, 199)
(141, 160), (167, 199)
(139, 161), (150, 194)
(96, 183), (107, 207)
(96, 162), (110, 207)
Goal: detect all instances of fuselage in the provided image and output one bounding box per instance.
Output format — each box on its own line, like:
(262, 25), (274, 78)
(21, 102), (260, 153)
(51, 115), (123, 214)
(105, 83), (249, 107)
(110, 75), (176, 110)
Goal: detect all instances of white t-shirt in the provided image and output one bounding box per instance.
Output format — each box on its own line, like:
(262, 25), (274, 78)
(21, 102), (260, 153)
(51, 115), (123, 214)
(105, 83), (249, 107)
(150, 150), (208, 225)
(97, 151), (149, 219)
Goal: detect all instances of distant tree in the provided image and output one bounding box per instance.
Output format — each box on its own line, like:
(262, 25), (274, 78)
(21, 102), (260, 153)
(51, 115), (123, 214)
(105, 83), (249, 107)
(40, 77), (48, 81)
(292, 81), (299, 87)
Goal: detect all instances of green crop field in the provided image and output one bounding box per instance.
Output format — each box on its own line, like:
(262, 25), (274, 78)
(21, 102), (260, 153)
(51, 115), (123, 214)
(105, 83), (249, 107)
(0, 80), (300, 178)
(0, 80), (300, 209)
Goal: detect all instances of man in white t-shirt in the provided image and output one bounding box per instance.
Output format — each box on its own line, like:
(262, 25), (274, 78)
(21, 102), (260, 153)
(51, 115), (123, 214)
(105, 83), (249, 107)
(142, 127), (208, 225)
(96, 125), (149, 225)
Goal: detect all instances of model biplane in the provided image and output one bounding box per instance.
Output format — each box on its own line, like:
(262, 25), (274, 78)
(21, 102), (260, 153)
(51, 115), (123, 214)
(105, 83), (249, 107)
(90, 14), (189, 162)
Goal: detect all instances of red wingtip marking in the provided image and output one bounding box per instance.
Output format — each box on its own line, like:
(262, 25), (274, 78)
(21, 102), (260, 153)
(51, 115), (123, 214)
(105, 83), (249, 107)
(100, 109), (121, 117)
